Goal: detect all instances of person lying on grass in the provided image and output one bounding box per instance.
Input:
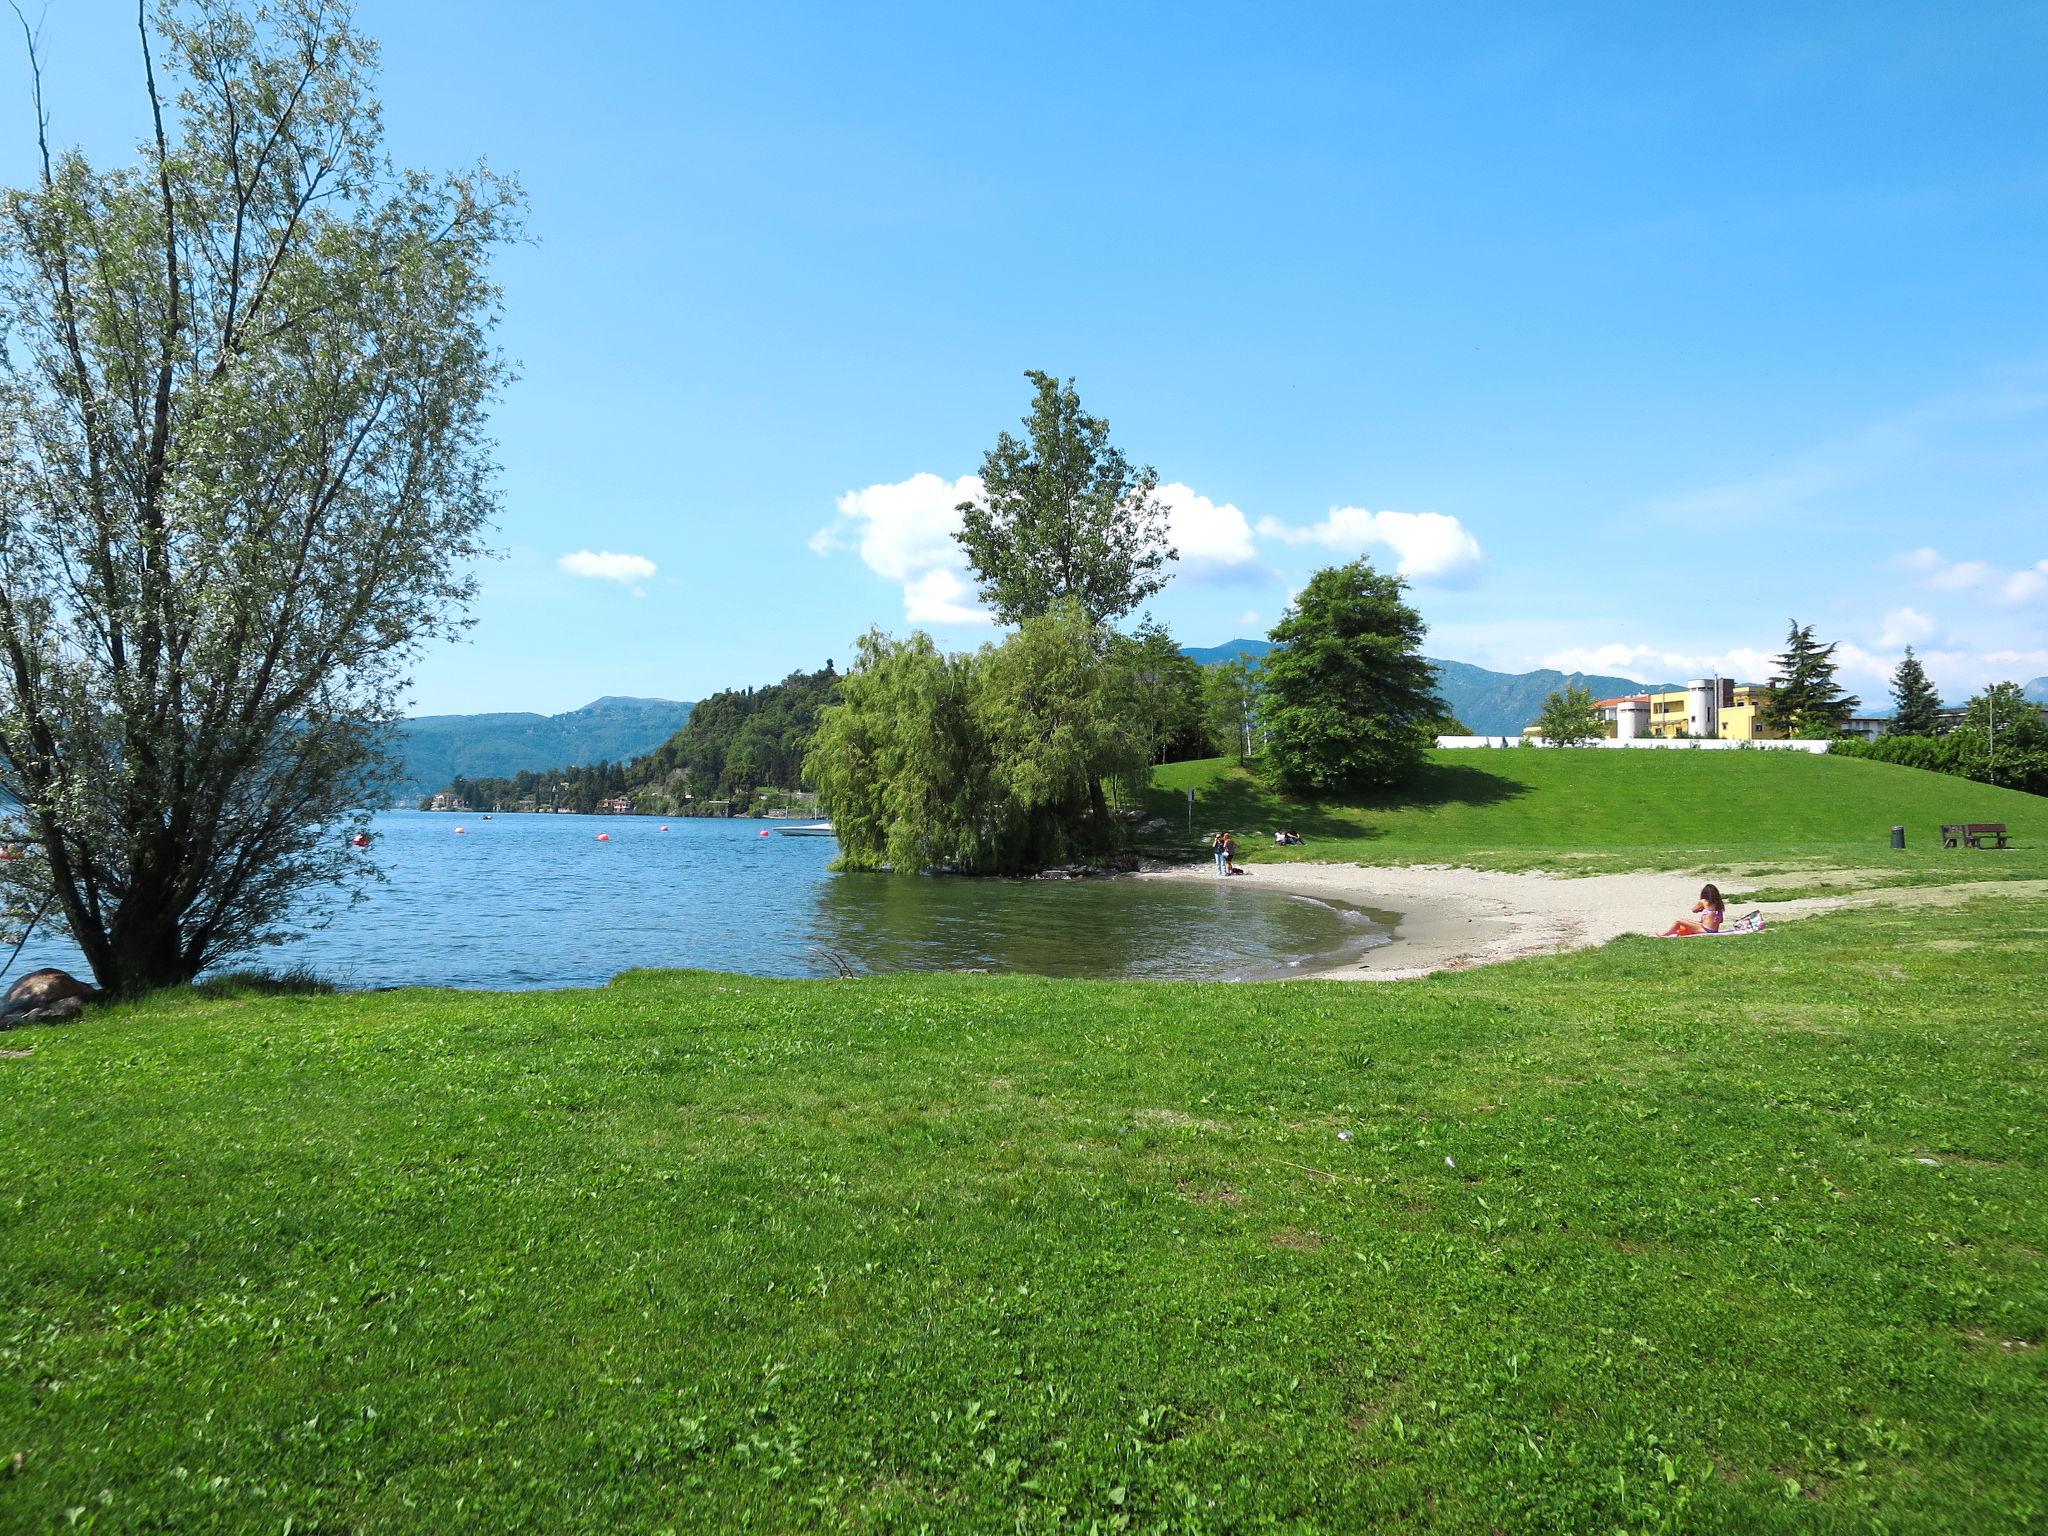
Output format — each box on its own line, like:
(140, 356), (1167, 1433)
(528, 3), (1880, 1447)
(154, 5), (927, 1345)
(1660, 883), (1725, 937)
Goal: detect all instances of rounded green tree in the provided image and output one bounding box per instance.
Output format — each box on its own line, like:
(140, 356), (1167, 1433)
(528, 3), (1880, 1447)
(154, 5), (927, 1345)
(1260, 561), (1443, 792)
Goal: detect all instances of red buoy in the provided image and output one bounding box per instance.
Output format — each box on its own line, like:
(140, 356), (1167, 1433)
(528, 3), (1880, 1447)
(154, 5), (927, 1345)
(454, 827), (466, 835)
(351, 834), (370, 848)
(595, 832), (610, 842)
(659, 825), (670, 832)
(759, 829), (771, 837)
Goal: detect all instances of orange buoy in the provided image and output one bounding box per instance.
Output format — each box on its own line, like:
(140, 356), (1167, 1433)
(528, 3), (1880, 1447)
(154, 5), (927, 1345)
(595, 832), (610, 842)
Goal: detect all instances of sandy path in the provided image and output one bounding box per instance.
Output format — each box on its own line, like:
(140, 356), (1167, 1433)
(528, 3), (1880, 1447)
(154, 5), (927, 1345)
(1139, 861), (2048, 981)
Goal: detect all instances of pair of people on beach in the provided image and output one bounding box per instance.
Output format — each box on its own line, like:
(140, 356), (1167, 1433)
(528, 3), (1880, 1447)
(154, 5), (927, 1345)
(1211, 831), (1241, 876)
(1273, 828), (1303, 845)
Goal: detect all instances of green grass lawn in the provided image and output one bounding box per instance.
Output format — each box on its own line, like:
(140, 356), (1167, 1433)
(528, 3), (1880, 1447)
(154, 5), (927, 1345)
(1146, 749), (2048, 880)
(4, 889), (2045, 1533)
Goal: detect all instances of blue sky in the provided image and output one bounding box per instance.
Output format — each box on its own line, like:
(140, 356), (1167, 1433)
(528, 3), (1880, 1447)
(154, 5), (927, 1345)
(6, 2), (2045, 713)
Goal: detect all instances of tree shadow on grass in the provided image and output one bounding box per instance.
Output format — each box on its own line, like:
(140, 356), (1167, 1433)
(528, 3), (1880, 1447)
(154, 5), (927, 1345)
(1147, 759), (1527, 844)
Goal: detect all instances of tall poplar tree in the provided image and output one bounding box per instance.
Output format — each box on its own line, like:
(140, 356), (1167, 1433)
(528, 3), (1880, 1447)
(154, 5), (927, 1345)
(1756, 622), (1860, 739)
(1886, 647), (1942, 736)
(954, 371), (1174, 627)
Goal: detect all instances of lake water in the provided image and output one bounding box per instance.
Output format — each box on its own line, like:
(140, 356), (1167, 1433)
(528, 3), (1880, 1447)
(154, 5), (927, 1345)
(12, 811), (1393, 989)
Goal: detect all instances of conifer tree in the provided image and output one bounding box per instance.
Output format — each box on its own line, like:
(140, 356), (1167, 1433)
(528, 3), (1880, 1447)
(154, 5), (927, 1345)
(1756, 622), (1860, 738)
(1886, 647), (1942, 736)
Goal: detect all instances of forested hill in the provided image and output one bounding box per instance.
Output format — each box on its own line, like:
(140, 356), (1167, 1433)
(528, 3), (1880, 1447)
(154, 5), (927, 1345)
(1177, 639), (1675, 735)
(436, 666), (840, 815)
(388, 696), (694, 803)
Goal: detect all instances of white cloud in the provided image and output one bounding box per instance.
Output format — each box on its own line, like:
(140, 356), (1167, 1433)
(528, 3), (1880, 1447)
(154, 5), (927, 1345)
(1878, 607), (1937, 647)
(1255, 507), (1483, 584)
(558, 549), (657, 586)
(1539, 630), (2048, 700)
(1537, 642), (1782, 684)
(1237, 609), (1261, 628)
(1897, 548), (2048, 605)
(810, 471), (993, 626)
(901, 567), (987, 625)
(1156, 482), (1257, 578)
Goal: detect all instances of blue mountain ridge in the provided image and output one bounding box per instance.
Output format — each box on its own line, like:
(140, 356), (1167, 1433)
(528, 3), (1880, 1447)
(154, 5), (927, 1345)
(387, 695), (694, 803)
(1178, 639), (1682, 736)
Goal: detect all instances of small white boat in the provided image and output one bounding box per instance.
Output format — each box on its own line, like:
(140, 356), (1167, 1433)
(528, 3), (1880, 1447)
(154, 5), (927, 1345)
(774, 821), (835, 837)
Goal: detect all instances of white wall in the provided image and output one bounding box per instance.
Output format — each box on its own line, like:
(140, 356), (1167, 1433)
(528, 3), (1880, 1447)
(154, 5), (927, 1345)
(1435, 736), (1831, 753)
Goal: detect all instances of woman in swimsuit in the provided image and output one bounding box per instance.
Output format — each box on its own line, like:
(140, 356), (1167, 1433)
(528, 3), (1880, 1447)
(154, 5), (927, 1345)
(1660, 883), (1725, 937)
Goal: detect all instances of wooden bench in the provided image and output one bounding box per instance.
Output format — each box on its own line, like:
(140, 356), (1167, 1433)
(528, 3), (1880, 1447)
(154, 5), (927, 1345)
(1940, 823), (2010, 849)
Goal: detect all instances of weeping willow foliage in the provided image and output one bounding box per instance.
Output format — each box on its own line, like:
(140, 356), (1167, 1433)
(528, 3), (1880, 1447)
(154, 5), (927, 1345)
(806, 607), (1154, 875)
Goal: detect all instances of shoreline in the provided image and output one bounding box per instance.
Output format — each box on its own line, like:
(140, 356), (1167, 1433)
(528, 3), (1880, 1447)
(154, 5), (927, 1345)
(1142, 861), (1704, 979)
(1141, 860), (2048, 981)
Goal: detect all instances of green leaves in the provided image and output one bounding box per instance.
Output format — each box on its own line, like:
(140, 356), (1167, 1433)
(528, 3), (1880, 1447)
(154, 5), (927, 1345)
(1260, 560), (1443, 792)
(808, 607), (1155, 875)
(954, 372), (1174, 627)
(1757, 621), (1860, 738)
(1536, 684), (1607, 747)
(0, 0), (523, 991)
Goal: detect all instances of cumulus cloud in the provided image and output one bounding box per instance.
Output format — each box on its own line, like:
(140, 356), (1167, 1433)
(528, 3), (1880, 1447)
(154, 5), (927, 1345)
(559, 549), (657, 584)
(1155, 482), (1257, 578)
(809, 472), (993, 626)
(1255, 507), (1483, 584)
(1537, 642), (1781, 684)
(1897, 548), (2048, 605)
(1878, 607), (1937, 647)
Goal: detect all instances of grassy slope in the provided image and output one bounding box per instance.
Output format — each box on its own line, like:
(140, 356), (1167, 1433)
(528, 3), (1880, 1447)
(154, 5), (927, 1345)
(4, 893), (2045, 1533)
(1146, 749), (2047, 878)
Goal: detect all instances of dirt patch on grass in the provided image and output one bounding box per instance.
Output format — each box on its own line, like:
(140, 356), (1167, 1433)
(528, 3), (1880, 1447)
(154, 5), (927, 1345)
(1268, 1227), (1325, 1251)
(1178, 1181), (1242, 1207)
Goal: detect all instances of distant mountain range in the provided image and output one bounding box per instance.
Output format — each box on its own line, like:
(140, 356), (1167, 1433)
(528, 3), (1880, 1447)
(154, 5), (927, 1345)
(387, 696), (694, 803)
(1179, 638), (1680, 736)
(381, 665), (2048, 804)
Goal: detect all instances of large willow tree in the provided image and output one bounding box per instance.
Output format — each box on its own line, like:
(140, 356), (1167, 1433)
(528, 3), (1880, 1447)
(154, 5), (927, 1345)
(807, 607), (1152, 876)
(0, 1), (519, 994)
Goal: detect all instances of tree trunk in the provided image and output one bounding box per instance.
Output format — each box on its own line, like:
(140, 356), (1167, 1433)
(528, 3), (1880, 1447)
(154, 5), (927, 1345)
(1087, 775), (1111, 839)
(102, 873), (198, 996)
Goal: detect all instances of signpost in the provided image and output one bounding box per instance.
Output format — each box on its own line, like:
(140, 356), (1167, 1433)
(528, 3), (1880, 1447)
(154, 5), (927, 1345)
(1186, 785), (1195, 838)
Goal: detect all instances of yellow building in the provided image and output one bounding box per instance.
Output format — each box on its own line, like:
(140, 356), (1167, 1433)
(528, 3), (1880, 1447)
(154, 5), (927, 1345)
(1583, 680), (1786, 740)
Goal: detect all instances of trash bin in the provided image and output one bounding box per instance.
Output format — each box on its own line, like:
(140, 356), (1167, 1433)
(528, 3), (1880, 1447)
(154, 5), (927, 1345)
(1891, 825), (1905, 850)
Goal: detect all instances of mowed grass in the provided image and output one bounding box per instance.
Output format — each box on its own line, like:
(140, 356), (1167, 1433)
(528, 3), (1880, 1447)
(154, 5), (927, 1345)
(1146, 749), (2048, 879)
(3, 893), (2045, 1533)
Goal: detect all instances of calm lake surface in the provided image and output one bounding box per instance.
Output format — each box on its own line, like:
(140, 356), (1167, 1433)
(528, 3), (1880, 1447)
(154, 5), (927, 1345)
(17, 811), (1393, 989)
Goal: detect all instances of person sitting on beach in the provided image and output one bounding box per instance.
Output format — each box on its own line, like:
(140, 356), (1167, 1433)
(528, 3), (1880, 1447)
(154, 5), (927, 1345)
(1659, 883), (1725, 937)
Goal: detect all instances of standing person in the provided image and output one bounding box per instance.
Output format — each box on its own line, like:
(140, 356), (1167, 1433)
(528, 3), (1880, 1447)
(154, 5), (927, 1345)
(1222, 831), (1240, 876)
(1211, 831), (1229, 877)
(1659, 883), (1725, 936)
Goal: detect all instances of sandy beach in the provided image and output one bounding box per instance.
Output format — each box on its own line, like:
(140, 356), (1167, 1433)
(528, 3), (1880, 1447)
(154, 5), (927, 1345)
(1141, 860), (2048, 981)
